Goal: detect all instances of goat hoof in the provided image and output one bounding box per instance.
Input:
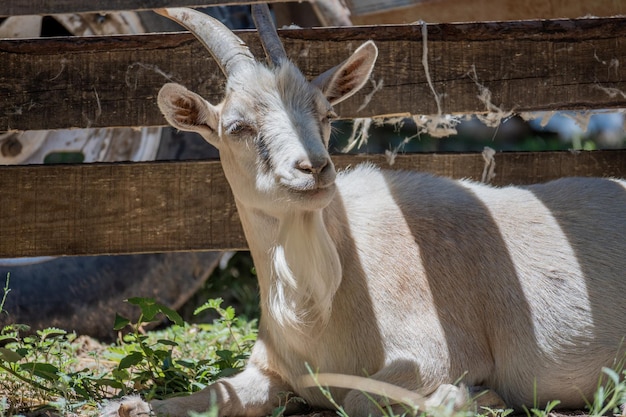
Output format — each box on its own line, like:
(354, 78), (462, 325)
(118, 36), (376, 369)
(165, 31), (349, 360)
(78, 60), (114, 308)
(100, 396), (152, 417)
(425, 384), (469, 409)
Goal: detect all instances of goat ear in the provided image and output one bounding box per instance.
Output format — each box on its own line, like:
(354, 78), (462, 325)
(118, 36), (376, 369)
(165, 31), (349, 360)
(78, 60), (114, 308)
(158, 83), (221, 146)
(312, 40), (378, 106)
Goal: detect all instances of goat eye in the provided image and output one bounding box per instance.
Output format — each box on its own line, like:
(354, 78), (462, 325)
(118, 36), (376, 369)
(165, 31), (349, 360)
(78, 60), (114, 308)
(225, 121), (249, 135)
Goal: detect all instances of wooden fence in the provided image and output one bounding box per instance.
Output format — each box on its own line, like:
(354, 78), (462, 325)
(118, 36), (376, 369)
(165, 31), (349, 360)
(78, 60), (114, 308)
(3, 18), (626, 131)
(1, 1), (625, 258)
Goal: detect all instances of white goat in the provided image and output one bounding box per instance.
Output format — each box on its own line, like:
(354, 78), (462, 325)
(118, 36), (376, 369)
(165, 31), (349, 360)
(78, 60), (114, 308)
(104, 5), (626, 417)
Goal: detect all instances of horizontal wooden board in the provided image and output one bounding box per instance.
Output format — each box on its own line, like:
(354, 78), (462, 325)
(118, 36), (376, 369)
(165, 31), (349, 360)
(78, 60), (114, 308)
(1, 149), (624, 258)
(0, 0), (283, 17)
(348, 0), (626, 24)
(3, 0), (623, 20)
(2, 18), (626, 131)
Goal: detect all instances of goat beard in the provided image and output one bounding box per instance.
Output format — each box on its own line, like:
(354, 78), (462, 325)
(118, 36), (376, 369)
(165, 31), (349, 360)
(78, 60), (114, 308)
(269, 210), (342, 333)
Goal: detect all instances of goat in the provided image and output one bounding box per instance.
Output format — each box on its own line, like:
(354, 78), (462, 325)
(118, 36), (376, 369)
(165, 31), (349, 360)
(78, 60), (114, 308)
(103, 5), (626, 417)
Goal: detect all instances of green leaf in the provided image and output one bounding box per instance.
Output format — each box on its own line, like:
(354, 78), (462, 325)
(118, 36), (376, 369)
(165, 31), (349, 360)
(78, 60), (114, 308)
(194, 298), (223, 316)
(95, 378), (124, 390)
(18, 362), (59, 381)
(141, 304), (159, 322)
(157, 339), (179, 347)
(16, 347), (29, 357)
(141, 345), (155, 357)
(127, 297), (159, 321)
(113, 313), (130, 330)
(127, 297), (156, 307)
(158, 304), (184, 326)
(0, 347), (23, 363)
(223, 306), (235, 321)
(176, 360), (196, 369)
(602, 367), (620, 385)
(112, 369), (130, 381)
(118, 351), (144, 370)
(36, 328), (67, 338)
(12, 323), (31, 332)
(216, 350), (233, 361)
(217, 367), (240, 378)
(0, 335), (18, 344)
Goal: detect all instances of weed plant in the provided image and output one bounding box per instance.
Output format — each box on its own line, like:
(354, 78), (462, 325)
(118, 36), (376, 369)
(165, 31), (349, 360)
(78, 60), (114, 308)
(0, 272), (256, 416)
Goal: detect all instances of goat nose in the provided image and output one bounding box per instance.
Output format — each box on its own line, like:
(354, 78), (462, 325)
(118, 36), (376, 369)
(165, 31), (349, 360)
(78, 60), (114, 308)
(296, 158), (329, 174)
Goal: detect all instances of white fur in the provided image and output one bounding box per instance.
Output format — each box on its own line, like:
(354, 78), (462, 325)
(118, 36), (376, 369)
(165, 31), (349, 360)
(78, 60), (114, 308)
(270, 210), (342, 331)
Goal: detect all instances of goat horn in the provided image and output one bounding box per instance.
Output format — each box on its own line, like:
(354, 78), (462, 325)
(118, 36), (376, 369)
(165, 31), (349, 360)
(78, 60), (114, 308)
(155, 8), (254, 76)
(251, 4), (287, 67)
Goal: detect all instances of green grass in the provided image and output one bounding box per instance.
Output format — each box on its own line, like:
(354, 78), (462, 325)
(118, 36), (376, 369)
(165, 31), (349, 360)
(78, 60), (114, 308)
(1, 272), (625, 417)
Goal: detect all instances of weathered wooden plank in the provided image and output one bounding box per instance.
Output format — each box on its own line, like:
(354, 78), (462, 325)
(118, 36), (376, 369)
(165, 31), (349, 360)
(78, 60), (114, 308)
(1, 18), (626, 131)
(1, 150), (624, 258)
(2, 0), (623, 20)
(0, 0), (285, 17)
(348, 0), (626, 24)
(0, 160), (245, 257)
